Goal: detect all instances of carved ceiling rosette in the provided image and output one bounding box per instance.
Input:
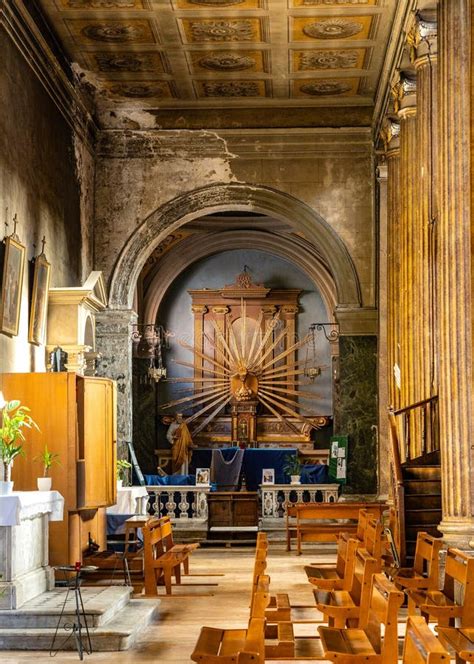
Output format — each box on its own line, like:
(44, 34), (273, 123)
(96, 53), (155, 72)
(67, 0), (135, 6)
(203, 81), (260, 97)
(82, 23), (147, 42)
(300, 80), (352, 95)
(303, 18), (364, 39)
(108, 83), (166, 98)
(199, 52), (256, 71)
(188, 0), (245, 4)
(191, 20), (255, 41)
(299, 50), (358, 70)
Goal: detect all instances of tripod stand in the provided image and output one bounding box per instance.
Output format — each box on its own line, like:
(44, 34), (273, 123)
(50, 564), (97, 660)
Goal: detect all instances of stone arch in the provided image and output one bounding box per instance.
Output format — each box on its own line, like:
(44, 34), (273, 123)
(108, 183), (362, 310)
(142, 231), (338, 324)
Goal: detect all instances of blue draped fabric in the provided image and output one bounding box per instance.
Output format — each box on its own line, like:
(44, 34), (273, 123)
(190, 448), (299, 491)
(144, 473), (196, 486)
(300, 464), (329, 484)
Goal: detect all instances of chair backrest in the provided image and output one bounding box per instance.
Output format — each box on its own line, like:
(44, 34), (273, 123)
(363, 573), (404, 664)
(350, 547), (379, 626)
(356, 509), (371, 541)
(402, 616), (449, 664)
(158, 516), (175, 550)
(251, 575), (271, 618)
(240, 617), (266, 664)
(412, 532), (442, 589)
(363, 517), (384, 561)
(335, 535), (358, 582)
(443, 548), (474, 627)
(143, 517), (165, 562)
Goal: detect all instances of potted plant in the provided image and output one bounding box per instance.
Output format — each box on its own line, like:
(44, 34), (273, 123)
(34, 444), (60, 491)
(117, 459), (132, 488)
(283, 454), (302, 485)
(0, 400), (39, 495)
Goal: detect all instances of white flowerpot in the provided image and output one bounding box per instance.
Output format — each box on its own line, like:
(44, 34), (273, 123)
(37, 477), (52, 491)
(290, 475), (301, 485)
(117, 479), (123, 489)
(0, 480), (14, 495)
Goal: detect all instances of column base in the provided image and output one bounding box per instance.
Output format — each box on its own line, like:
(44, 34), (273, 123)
(438, 518), (474, 550)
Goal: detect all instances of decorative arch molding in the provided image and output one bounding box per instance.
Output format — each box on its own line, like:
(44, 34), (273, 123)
(108, 183), (362, 310)
(142, 230), (338, 324)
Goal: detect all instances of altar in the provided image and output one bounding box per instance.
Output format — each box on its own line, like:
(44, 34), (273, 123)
(0, 491), (64, 609)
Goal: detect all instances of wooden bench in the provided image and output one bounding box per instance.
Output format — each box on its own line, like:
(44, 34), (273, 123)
(142, 516), (187, 595)
(286, 502), (386, 554)
(407, 547), (474, 627)
(191, 576), (270, 663)
(156, 515), (200, 575)
(305, 536), (358, 591)
(403, 616), (450, 664)
(392, 532), (442, 592)
(314, 547), (379, 628)
(438, 626), (474, 662)
(318, 572), (404, 664)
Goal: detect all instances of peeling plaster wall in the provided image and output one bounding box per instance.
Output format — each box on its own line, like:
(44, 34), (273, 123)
(0, 29), (94, 373)
(94, 128), (374, 308)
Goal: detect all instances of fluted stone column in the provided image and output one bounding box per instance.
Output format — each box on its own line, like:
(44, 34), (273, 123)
(95, 308), (137, 459)
(437, 0), (474, 548)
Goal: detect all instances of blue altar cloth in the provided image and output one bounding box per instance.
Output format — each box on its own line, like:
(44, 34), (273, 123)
(300, 464), (329, 484)
(190, 448), (299, 491)
(144, 474), (195, 486)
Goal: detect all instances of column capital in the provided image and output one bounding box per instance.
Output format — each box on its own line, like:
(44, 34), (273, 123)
(211, 306), (230, 316)
(391, 72), (417, 116)
(280, 305), (299, 316)
(191, 305), (208, 315)
(379, 117), (400, 156)
(407, 11), (438, 65)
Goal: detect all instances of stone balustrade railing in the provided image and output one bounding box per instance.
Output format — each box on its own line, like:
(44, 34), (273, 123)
(146, 485), (212, 521)
(260, 483), (340, 521)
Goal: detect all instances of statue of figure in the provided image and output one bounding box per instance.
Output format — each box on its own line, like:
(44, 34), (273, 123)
(167, 413), (193, 475)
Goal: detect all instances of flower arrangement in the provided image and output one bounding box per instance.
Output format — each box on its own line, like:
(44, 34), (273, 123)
(0, 400), (39, 482)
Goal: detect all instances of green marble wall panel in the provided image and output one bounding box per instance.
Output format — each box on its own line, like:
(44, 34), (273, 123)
(335, 335), (378, 495)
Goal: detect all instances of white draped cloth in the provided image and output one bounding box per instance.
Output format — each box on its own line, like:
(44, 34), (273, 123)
(0, 490), (64, 526)
(107, 486), (149, 515)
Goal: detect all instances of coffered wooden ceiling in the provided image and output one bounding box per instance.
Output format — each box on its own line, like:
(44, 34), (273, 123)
(36, 0), (405, 126)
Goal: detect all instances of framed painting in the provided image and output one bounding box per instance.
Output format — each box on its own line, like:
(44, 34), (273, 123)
(0, 235), (26, 336)
(29, 253), (51, 345)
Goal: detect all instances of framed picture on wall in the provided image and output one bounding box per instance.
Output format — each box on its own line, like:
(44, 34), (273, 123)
(28, 252), (51, 345)
(0, 235), (26, 336)
(262, 468), (275, 485)
(195, 468), (210, 486)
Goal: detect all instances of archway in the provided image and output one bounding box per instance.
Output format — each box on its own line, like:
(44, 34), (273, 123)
(108, 183), (362, 311)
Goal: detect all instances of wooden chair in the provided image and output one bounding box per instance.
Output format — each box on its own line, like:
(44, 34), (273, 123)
(438, 626), (474, 662)
(191, 576), (270, 664)
(142, 517), (186, 595)
(318, 572), (404, 664)
(392, 532), (442, 592)
(157, 515), (200, 575)
(403, 616), (450, 664)
(249, 533), (291, 625)
(305, 536), (358, 591)
(314, 547), (379, 628)
(340, 508), (373, 545)
(407, 548), (474, 627)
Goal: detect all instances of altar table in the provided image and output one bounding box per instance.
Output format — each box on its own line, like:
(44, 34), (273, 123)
(106, 486), (149, 515)
(0, 490), (64, 609)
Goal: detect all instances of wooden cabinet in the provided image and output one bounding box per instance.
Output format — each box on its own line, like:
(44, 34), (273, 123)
(2, 373), (117, 565)
(208, 492), (258, 528)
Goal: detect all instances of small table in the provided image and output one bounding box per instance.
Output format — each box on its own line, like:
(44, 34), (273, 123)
(0, 490), (64, 609)
(107, 486), (149, 515)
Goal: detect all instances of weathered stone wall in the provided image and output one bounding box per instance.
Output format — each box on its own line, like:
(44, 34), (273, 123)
(94, 128), (374, 308)
(0, 28), (94, 373)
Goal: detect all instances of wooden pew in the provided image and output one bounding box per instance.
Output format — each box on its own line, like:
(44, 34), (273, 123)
(304, 536), (358, 591)
(142, 516), (187, 595)
(407, 548), (474, 627)
(191, 576), (270, 663)
(403, 616), (450, 664)
(391, 532), (442, 592)
(437, 626), (474, 662)
(314, 547), (379, 628)
(157, 515), (200, 575)
(286, 502), (386, 555)
(318, 572), (404, 664)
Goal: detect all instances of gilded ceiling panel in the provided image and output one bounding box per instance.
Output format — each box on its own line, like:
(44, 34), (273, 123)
(291, 16), (374, 42)
(104, 80), (176, 98)
(175, 0), (265, 9)
(179, 18), (267, 43)
(84, 51), (168, 74)
(65, 19), (159, 46)
(194, 79), (269, 97)
(290, 0), (378, 7)
(290, 48), (366, 71)
(187, 50), (268, 74)
(292, 77), (360, 97)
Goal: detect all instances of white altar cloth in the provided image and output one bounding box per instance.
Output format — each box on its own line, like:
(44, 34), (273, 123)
(107, 486), (149, 515)
(0, 490), (64, 526)
(0, 491), (65, 609)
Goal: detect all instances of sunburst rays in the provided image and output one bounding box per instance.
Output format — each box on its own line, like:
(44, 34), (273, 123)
(160, 303), (322, 435)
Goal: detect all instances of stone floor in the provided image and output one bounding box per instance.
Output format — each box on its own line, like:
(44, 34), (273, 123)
(1, 544), (410, 664)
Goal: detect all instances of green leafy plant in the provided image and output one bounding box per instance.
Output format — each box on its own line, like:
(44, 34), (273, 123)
(0, 400), (39, 482)
(117, 459), (132, 483)
(283, 454), (302, 477)
(34, 444), (61, 477)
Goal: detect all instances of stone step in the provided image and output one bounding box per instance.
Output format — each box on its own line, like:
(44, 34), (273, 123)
(0, 599), (158, 651)
(0, 586), (132, 629)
